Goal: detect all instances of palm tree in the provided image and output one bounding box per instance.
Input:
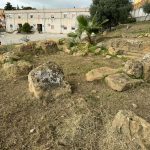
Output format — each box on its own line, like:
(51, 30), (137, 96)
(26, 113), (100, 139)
(76, 15), (108, 44)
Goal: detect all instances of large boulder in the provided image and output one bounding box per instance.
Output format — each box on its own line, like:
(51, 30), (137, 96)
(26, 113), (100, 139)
(28, 61), (71, 99)
(112, 110), (150, 150)
(86, 67), (119, 82)
(124, 60), (143, 79)
(105, 73), (144, 92)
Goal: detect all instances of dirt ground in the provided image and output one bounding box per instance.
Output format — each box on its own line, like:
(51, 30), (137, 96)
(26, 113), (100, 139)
(1, 21), (150, 150)
(1, 52), (150, 150)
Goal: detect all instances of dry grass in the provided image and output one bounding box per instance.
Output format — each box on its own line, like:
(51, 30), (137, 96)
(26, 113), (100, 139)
(1, 22), (150, 149)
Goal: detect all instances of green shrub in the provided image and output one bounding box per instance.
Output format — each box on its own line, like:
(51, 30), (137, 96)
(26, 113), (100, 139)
(21, 23), (32, 33)
(67, 32), (78, 38)
(88, 45), (98, 53)
(58, 38), (66, 45)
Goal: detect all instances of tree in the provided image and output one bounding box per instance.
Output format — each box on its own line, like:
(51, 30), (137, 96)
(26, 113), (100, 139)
(90, 0), (133, 30)
(76, 15), (107, 44)
(4, 2), (13, 10)
(143, 2), (150, 20)
(21, 23), (32, 33)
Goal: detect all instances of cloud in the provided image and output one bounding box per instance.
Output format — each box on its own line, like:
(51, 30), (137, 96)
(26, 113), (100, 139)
(0, 0), (92, 9)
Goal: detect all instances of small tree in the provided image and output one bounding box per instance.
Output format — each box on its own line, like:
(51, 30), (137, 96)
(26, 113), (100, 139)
(77, 15), (99, 43)
(143, 2), (150, 20)
(21, 23), (31, 33)
(4, 2), (13, 10)
(76, 15), (107, 44)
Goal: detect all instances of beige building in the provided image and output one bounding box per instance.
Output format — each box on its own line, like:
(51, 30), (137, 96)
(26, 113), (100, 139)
(5, 8), (89, 33)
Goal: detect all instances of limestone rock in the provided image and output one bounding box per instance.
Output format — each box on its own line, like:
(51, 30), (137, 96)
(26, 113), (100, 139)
(3, 60), (32, 77)
(108, 47), (124, 55)
(124, 60), (143, 78)
(96, 42), (106, 48)
(142, 62), (150, 82)
(142, 53), (150, 63)
(17, 60), (32, 75)
(94, 48), (101, 54)
(112, 110), (150, 149)
(36, 40), (58, 53)
(105, 73), (143, 92)
(73, 51), (87, 56)
(86, 67), (119, 82)
(15, 43), (36, 55)
(141, 54), (150, 82)
(106, 55), (112, 59)
(28, 61), (71, 99)
(0, 52), (20, 64)
(3, 63), (19, 77)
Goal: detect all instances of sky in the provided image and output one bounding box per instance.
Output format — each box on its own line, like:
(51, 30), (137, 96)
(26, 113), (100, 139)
(0, 0), (92, 9)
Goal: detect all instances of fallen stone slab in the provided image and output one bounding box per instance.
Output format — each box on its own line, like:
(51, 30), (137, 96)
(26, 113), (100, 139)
(105, 73), (144, 92)
(28, 61), (71, 99)
(112, 110), (150, 150)
(86, 67), (119, 82)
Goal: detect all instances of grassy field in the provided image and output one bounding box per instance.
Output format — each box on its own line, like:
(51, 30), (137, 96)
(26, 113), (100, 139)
(0, 22), (150, 149)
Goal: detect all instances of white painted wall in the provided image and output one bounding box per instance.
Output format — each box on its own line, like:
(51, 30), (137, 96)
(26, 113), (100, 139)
(131, 8), (150, 21)
(5, 8), (90, 33)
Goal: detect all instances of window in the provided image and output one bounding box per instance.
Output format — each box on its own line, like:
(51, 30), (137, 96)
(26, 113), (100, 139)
(51, 15), (54, 18)
(71, 27), (75, 30)
(38, 15), (40, 19)
(30, 15), (33, 18)
(72, 13), (76, 18)
(10, 24), (13, 28)
(64, 14), (67, 18)
(51, 25), (54, 29)
(8, 14), (12, 18)
(63, 26), (67, 30)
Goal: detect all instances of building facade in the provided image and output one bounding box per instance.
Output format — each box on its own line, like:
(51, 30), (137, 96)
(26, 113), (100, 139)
(131, 0), (150, 21)
(5, 8), (89, 33)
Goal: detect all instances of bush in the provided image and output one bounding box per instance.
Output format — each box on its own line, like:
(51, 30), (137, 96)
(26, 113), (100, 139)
(58, 38), (66, 45)
(121, 17), (136, 24)
(67, 32), (78, 38)
(143, 2), (150, 20)
(21, 23), (32, 33)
